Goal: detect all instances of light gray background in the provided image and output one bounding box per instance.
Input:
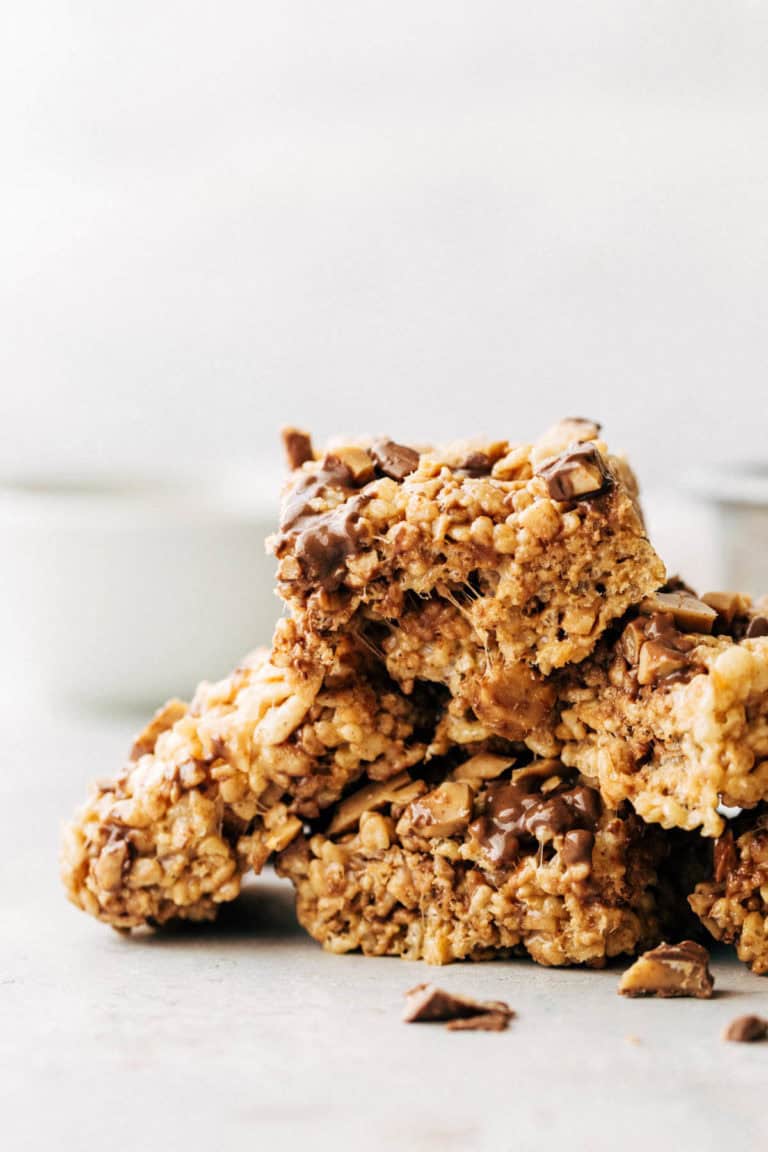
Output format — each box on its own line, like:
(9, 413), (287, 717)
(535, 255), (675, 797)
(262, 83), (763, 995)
(2, 10), (768, 1150)
(2, 2), (767, 479)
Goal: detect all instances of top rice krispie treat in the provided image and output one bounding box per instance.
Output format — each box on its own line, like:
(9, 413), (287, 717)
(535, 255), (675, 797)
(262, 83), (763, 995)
(270, 419), (665, 675)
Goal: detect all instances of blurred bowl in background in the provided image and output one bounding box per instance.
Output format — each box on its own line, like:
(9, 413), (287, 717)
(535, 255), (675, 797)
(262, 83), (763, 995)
(0, 462), (283, 712)
(684, 464), (768, 598)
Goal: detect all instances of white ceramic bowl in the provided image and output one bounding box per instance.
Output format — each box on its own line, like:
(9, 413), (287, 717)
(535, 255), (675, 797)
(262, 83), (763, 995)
(685, 463), (768, 598)
(0, 464), (283, 710)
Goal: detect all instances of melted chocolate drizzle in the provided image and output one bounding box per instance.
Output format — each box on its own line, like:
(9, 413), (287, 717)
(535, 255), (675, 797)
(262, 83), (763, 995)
(470, 778), (601, 867)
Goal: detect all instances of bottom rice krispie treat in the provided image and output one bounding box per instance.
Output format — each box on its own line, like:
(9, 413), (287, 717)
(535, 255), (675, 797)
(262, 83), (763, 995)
(277, 751), (677, 966)
(689, 809), (768, 974)
(61, 621), (435, 929)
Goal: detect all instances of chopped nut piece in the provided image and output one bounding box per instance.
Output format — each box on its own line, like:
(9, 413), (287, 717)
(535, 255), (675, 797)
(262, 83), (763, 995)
(452, 752), (514, 784)
(621, 617), (648, 665)
(713, 829), (737, 885)
(472, 665), (556, 738)
(636, 641), (689, 686)
(130, 699), (188, 760)
(618, 941), (714, 999)
(640, 591), (717, 634)
(407, 782), (473, 838)
(403, 983), (514, 1027)
(326, 772), (426, 836)
(723, 1015), (768, 1043)
(281, 427), (315, 470)
(331, 445), (375, 484)
(536, 443), (614, 503)
(510, 757), (566, 785)
(263, 815), (303, 853)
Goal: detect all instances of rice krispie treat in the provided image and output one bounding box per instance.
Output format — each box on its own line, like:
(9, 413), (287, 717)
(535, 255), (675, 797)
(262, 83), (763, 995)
(689, 810), (768, 974)
(558, 589), (768, 837)
(61, 621), (435, 929)
(277, 751), (672, 966)
(271, 420), (665, 677)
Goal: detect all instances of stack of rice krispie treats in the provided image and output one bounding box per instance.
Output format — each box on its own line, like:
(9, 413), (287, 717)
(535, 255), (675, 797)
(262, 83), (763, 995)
(62, 419), (768, 975)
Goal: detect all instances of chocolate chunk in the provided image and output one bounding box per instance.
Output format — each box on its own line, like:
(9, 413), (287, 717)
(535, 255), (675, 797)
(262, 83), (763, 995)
(723, 1015), (768, 1043)
(643, 614), (695, 651)
(274, 452), (376, 591)
(622, 609), (701, 687)
(281, 427), (314, 471)
(470, 773), (601, 867)
(403, 983), (514, 1028)
(370, 439), (420, 482)
(701, 591), (752, 634)
(745, 616), (768, 639)
(407, 782), (473, 838)
(641, 591), (717, 634)
(278, 456), (356, 534)
(293, 502), (364, 592)
(446, 1012), (511, 1033)
(457, 451), (493, 478)
(637, 640), (690, 686)
(618, 941), (714, 999)
(561, 828), (595, 869)
(536, 443), (614, 503)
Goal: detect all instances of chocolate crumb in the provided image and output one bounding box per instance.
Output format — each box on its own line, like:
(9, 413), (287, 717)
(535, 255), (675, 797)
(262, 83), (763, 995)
(618, 941), (714, 999)
(745, 616), (768, 639)
(281, 427), (314, 471)
(403, 983), (514, 1030)
(723, 1014), (768, 1043)
(446, 1012), (511, 1033)
(371, 439), (420, 482)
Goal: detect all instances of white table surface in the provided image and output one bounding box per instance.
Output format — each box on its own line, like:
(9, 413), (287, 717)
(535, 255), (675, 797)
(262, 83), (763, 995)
(2, 701), (767, 1152)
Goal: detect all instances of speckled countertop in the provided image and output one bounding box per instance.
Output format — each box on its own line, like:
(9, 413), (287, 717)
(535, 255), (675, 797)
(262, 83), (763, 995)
(3, 702), (767, 1152)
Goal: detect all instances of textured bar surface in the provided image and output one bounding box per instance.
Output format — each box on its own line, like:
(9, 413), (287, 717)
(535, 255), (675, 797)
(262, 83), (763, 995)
(559, 590), (768, 836)
(61, 621), (434, 928)
(278, 752), (673, 966)
(690, 811), (768, 974)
